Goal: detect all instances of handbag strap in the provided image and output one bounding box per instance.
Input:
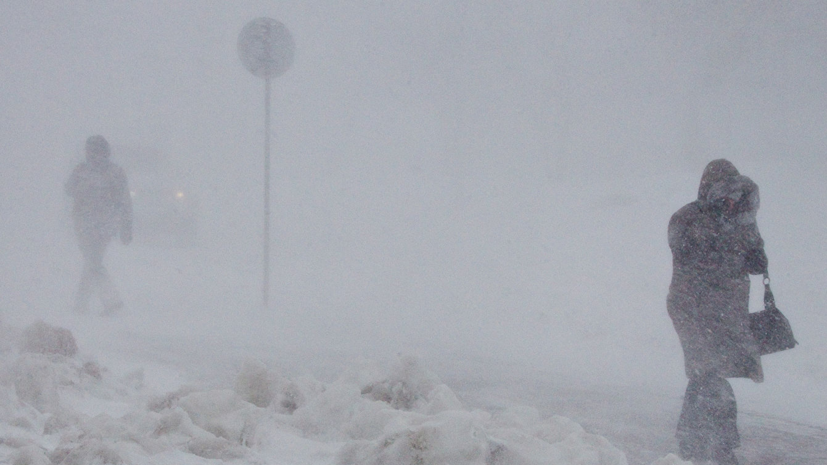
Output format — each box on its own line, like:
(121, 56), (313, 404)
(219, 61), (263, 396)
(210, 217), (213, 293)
(763, 272), (777, 311)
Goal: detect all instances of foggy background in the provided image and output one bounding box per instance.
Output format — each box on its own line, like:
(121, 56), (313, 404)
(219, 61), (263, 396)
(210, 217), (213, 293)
(2, 1), (826, 427)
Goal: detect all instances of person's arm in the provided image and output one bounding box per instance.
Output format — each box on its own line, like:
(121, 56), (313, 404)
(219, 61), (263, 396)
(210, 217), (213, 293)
(65, 165), (82, 198)
(738, 178), (767, 274)
(742, 223), (767, 274)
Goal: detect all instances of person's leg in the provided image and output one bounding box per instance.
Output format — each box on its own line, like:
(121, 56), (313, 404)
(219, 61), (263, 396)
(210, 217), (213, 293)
(75, 234), (122, 314)
(93, 240), (123, 314)
(711, 377), (739, 464)
(72, 259), (94, 313)
(677, 376), (712, 461)
(72, 236), (101, 313)
(677, 374), (739, 463)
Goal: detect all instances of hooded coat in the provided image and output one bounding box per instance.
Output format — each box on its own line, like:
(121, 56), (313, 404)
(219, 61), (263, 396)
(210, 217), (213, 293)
(65, 153), (132, 244)
(667, 159), (767, 380)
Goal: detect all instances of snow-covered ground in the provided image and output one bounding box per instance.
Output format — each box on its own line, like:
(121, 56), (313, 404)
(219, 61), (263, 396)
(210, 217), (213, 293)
(3, 2), (827, 464)
(1, 163), (825, 465)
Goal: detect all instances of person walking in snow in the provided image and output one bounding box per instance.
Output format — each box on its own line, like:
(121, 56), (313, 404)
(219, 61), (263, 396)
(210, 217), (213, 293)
(66, 135), (133, 314)
(667, 159), (768, 465)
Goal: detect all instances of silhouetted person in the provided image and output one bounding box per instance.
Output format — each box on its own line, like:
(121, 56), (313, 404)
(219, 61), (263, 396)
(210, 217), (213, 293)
(66, 135), (133, 314)
(667, 159), (768, 465)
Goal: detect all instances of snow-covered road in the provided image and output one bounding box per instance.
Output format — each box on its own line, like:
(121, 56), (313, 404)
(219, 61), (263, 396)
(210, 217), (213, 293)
(443, 361), (827, 465)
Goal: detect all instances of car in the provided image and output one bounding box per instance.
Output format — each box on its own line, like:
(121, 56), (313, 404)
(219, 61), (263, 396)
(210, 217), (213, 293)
(113, 144), (199, 247)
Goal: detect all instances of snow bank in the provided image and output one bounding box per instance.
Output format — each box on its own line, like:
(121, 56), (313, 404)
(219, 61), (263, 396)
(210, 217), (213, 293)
(20, 321), (78, 358)
(648, 454), (693, 465)
(0, 322), (681, 464)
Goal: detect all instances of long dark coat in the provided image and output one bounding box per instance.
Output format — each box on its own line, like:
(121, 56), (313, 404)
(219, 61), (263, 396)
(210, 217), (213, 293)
(667, 159), (767, 380)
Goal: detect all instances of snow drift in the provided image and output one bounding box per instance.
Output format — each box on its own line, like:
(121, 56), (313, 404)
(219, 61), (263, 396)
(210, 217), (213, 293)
(0, 321), (698, 464)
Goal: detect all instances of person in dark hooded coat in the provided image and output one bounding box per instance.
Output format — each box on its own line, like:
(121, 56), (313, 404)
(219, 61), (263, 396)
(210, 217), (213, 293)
(667, 159), (768, 465)
(65, 135), (133, 314)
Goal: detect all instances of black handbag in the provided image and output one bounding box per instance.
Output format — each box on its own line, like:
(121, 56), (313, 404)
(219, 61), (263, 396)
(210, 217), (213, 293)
(749, 273), (798, 355)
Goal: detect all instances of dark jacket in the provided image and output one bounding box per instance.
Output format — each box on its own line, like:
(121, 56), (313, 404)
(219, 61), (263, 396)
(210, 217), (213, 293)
(667, 159), (767, 380)
(65, 157), (133, 243)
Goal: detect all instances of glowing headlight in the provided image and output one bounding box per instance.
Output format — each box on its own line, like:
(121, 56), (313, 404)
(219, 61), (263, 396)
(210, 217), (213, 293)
(175, 191), (185, 200)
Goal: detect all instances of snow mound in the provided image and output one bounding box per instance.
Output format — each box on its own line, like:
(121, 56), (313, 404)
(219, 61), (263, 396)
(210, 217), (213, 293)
(0, 322), (681, 464)
(291, 355), (628, 465)
(20, 321), (78, 358)
(648, 453), (693, 465)
(234, 358), (305, 413)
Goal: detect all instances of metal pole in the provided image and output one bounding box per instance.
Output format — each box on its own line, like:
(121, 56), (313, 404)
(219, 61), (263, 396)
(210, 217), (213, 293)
(263, 77), (271, 308)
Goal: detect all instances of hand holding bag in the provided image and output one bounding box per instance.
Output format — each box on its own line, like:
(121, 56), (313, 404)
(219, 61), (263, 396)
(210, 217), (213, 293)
(749, 273), (798, 355)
